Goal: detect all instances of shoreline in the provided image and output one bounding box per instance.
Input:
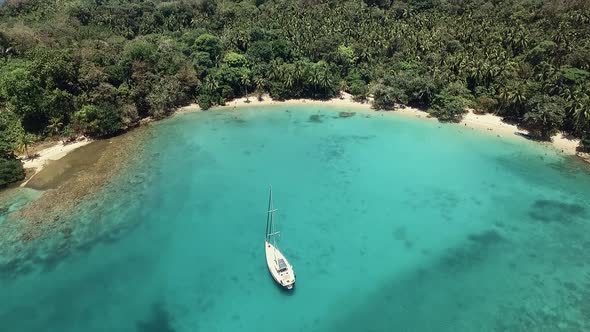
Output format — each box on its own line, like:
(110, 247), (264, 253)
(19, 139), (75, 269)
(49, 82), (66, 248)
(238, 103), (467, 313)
(178, 92), (582, 158)
(8, 127), (149, 241)
(7, 92), (587, 190)
(19, 138), (92, 187)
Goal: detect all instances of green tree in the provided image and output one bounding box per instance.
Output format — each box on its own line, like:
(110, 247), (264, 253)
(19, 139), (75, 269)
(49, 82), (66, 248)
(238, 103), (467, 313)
(16, 132), (35, 159)
(147, 76), (183, 118)
(240, 72), (251, 100)
(372, 84), (408, 110)
(73, 105), (123, 138)
(193, 33), (222, 63)
(254, 76), (266, 93)
(428, 83), (471, 123)
(522, 96), (566, 140)
(0, 122), (24, 187)
(0, 157), (25, 187)
(0, 66), (45, 131)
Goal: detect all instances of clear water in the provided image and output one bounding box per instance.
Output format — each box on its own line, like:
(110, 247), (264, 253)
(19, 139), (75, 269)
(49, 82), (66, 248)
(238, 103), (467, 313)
(1, 106), (589, 331)
(0, 188), (41, 226)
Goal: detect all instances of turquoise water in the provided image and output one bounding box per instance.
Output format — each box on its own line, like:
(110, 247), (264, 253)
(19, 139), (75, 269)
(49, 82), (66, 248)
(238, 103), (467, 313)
(0, 188), (41, 226)
(1, 106), (590, 331)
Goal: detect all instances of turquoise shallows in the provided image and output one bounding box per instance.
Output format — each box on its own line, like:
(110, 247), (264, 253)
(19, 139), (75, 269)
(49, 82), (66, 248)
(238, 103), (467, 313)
(1, 106), (589, 331)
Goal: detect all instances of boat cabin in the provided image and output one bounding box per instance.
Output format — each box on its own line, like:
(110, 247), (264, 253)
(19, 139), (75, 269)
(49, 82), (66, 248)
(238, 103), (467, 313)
(277, 258), (288, 272)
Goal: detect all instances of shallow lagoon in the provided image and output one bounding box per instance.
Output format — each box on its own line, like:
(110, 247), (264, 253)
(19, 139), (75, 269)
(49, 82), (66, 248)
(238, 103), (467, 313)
(1, 106), (589, 331)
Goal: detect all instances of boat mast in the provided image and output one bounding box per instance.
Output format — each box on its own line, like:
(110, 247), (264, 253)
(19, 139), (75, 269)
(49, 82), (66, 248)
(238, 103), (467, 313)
(266, 186), (280, 262)
(266, 186), (273, 241)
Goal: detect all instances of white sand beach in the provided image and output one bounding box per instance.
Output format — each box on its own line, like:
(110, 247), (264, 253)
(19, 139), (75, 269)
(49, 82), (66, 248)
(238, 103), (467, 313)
(22, 138), (92, 171)
(19, 138), (92, 186)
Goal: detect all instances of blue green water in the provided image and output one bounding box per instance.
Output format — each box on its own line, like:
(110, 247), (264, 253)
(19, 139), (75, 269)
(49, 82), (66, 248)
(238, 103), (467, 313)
(1, 106), (590, 331)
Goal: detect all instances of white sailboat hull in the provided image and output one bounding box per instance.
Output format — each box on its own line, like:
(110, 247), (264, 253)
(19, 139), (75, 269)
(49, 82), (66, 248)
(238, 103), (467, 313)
(265, 241), (296, 290)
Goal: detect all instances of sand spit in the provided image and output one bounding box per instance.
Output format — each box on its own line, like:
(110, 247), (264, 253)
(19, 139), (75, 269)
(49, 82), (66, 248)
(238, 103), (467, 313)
(9, 128), (149, 241)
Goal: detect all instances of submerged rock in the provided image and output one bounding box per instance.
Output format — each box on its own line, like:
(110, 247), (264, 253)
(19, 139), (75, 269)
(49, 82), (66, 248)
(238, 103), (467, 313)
(528, 199), (586, 224)
(308, 114), (323, 123)
(467, 229), (504, 245)
(136, 302), (175, 332)
(338, 111), (355, 118)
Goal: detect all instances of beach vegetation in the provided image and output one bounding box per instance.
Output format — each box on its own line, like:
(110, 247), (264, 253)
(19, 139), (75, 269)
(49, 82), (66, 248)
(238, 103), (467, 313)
(0, 114), (24, 186)
(73, 105), (123, 138)
(580, 135), (590, 153)
(429, 85), (471, 123)
(0, 157), (24, 187)
(521, 96), (566, 141)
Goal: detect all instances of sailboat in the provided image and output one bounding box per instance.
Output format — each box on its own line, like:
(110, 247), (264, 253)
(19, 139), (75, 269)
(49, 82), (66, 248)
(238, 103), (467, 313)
(265, 186), (296, 290)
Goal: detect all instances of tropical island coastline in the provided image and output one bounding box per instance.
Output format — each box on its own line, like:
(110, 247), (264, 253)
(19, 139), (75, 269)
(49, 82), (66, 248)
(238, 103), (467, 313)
(1, 0), (590, 330)
(0, 0), (588, 293)
(4, 91), (585, 245)
(15, 91), (586, 191)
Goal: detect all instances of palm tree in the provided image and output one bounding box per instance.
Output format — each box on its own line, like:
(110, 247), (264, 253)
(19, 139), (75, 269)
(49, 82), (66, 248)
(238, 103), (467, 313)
(17, 132), (33, 159)
(572, 92), (590, 134)
(293, 62), (305, 87)
(204, 75), (218, 93)
(498, 88), (511, 106)
(308, 66), (321, 96)
(254, 76), (266, 93)
(268, 59), (282, 81)
(283, 66), (294, 89)
(48, 117), (64, 136)
(509, 90), (527, 109)
(319, 67), (333, 96)
(240, 73), (251, 101)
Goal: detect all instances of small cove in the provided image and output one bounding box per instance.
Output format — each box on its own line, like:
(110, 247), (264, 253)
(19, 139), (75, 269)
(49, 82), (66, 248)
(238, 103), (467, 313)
(0, 105), (589, 331)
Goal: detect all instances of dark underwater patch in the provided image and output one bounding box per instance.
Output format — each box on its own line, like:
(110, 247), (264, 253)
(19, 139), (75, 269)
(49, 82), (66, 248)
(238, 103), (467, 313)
(528, 199), (586, 224)
(0, 207), (146, 280)
(467, 229), (504, 246)
(441, 245), (485, 271)
(392, 226), (406, 241)
(337, 111), (355, 118)
(136, 302), (175, 332)
(322, 147), (344, 162)
(225, 116), (247, 125)
(308, 114), (323, 123)
(439, 229), (506, 272)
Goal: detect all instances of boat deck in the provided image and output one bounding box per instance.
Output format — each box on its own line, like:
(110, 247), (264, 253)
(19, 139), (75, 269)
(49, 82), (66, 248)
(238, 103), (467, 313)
(265, 241), (295, 289)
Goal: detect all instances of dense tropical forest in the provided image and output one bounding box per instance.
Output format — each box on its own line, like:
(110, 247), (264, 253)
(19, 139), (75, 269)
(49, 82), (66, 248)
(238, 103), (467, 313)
(1, 0), (590, 185)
